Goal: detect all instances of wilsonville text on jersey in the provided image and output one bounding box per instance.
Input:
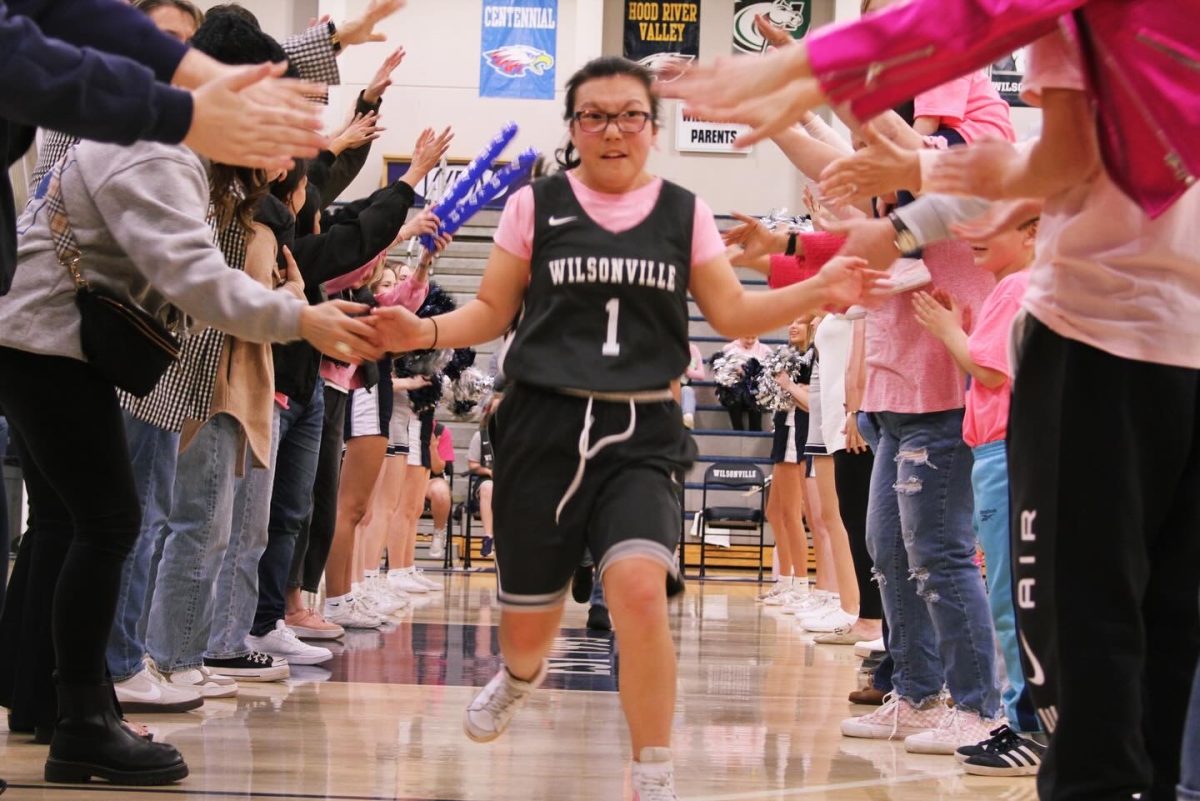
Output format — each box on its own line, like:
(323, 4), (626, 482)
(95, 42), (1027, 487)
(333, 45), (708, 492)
(547, 255), (678, 291)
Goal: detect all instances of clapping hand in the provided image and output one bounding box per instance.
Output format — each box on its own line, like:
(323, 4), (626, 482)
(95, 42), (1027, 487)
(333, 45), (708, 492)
(364, 47), (406, 103)
(820, 123), (921, 205)
(330, 111), (385, 155)
(722, 212), (786, 261)
(912, 290), (963, 341)
(401, 127), (454, 187)
(814, 256), (890, 310)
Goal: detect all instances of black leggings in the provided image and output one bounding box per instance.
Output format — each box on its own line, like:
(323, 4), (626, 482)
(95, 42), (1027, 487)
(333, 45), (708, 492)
(0, 347), (141, 725)
(289, 385), (346, 593)
(833, 448), (882, 619)
(726, 401), (762, 432)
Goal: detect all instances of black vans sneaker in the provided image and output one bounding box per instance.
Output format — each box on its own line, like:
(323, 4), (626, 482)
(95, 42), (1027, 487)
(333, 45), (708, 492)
(961, 725), (1046, 776)
(203, 651), (289, 682)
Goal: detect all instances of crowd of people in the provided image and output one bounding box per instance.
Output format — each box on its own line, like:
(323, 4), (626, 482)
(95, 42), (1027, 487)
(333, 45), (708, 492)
(0, 1), (1197, 800)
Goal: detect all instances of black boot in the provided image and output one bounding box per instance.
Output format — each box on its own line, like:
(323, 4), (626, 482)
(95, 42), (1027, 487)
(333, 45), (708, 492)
(44, 681), (187, 785)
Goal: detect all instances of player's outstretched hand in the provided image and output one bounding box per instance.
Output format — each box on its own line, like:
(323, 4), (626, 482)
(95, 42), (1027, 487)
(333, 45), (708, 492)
(367, 305), (431, 353)
(300, 300), (380, 363)
(814, 256), (890, 310)
(657, 44), (824, 148)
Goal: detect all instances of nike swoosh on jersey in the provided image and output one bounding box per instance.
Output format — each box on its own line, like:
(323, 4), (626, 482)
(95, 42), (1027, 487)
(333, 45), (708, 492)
(548, 215), (577, 226)
(1019, 630), (1045, 686)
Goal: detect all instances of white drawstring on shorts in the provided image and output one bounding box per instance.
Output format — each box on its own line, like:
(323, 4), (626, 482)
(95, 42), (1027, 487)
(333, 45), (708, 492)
(555, 396), (636, 524)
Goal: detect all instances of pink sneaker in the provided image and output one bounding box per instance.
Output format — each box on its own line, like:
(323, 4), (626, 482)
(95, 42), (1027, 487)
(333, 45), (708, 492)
(841, 692), (950, 740)
(284, 608), (345, 640)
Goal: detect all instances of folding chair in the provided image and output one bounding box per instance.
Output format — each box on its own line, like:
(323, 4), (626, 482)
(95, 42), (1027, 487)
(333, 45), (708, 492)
(697, 461), (767, 581)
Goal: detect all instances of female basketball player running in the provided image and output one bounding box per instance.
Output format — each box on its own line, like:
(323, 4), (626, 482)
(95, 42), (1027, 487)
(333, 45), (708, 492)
(367, 56), (881, 800)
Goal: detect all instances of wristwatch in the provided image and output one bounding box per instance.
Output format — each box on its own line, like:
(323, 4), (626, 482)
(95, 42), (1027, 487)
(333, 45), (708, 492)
(784, 232), (798, 257)
(888, 211), (920, 256)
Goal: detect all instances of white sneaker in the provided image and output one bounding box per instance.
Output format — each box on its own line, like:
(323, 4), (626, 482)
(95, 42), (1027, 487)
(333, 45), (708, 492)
(370, 575), (413, 609)
(632, 747), (678, 801)
(854, 637), (886, 658)
(387, 567), (430, 594)
(162, 664), (239, 698)
(682, 412), (694, 430)
(410, 567), (443, 592)
(429, 531), (446, 560)
(905, 708), (1006, 755)
(355, 581), (407, 616)
(323, 596), (383, 629)
(841, 692), (949, 740)
(784, 590), (831, 616)
(801, 606), (857, 633)
(247, 620), (332, 666)
(762, 584), (801, 606)
(114, 661), (204, 713)
(463, 661), (547, 743)
(756, 581), (788, 602)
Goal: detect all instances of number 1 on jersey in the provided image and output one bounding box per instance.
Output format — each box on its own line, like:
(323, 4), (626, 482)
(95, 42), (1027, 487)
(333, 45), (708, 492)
(602, 297), (621, 356)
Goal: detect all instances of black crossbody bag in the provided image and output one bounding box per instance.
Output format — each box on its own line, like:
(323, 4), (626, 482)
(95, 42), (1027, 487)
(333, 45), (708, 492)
(46, 156), (181, 397)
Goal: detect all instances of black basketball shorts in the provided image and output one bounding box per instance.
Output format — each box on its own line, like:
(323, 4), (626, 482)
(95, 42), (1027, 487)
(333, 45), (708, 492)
(490, 382), (697, 610)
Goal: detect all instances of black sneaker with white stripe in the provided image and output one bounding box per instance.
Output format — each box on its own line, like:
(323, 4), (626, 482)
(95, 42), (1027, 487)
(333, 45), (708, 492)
(203, 651), (289, 682)
(961, 725), (1046, 776)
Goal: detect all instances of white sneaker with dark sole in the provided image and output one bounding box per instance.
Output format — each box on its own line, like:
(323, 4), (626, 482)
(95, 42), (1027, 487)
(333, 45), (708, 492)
(463, 661), (547, 743)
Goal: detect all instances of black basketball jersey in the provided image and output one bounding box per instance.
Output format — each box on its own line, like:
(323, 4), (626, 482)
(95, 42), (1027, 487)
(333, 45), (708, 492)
(501, 173), (694, 392)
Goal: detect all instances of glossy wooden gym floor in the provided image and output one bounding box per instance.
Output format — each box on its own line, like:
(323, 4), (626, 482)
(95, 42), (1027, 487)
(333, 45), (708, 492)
(0, 574), (1035, 801)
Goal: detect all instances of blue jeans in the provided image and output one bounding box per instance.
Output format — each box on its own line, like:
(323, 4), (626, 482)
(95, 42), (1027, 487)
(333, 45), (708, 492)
(680, 385), (696, 417)
(106, 413), (179, 681)
(207, 408), (280, 659)
(859, 410), (1000, 716)
(145, 414), (245, 671)
(972, 440), (1041, 734)
(251, 381), (324, 637)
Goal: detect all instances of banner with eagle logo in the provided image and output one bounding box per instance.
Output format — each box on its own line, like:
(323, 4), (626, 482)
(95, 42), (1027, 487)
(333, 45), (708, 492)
(732, 0), (809, 54)
(480, 0), (558, 100)
(623, 1), (701, 72)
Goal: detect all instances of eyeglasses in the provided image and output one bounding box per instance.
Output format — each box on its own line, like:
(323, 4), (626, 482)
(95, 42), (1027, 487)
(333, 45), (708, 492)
(572, 110), (652, 134)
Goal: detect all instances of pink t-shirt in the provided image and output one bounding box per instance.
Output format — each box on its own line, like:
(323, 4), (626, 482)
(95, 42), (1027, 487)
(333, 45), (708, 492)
(915, 70), (1016, 144)
(1020, 31), (1200, 369)
(863, 240), (995, 414)
(493, 171), (725, 267)
(435, 425), (455, 463)
(962, 270), (1029, 447)
(722, 339), (773, 362)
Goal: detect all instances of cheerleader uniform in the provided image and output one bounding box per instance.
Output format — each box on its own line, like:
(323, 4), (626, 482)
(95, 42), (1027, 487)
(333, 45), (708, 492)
(770, 345), (815, 465)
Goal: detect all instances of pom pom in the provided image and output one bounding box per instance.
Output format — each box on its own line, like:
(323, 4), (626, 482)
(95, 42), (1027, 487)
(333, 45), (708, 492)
(443, 347), (476, 382)
(755, 345), (814, 412)
(448, 366), (493, 419)
(711, 352), (765, 411)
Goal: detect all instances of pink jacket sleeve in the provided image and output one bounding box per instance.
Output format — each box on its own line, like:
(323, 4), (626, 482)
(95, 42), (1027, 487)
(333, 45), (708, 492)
(806, 0), (1084, 123)
(375, 275), (430, 312)
(322, 261), (375, 294)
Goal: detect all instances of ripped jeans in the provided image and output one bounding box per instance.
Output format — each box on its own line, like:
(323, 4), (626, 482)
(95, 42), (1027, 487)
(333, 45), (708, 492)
(859, 410), (1001, 717)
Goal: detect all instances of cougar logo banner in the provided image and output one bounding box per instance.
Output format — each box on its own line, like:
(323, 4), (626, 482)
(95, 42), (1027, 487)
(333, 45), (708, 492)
(732, 0), (809, 54)
(624, 1), (701, 64)
(480, 0), (558, 100)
